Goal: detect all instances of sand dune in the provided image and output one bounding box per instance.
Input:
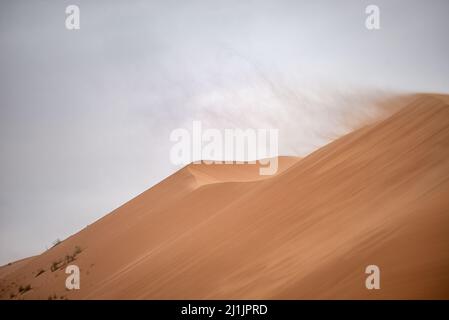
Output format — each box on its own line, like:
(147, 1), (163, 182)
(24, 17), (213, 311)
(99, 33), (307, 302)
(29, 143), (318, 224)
(1, 94), (449, 300)
(187, 156), (299, 185)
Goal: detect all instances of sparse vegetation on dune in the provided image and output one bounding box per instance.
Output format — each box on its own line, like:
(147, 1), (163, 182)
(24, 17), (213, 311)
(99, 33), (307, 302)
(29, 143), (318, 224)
(48, 293), (68, 300)
(50, 246), (83, 272)
(52, 238), (62, 248)
(51, 260), (62, 272)
(74, 246), (82, 255)
(35, 269), (45, 277)
(18, 284), (31, 295)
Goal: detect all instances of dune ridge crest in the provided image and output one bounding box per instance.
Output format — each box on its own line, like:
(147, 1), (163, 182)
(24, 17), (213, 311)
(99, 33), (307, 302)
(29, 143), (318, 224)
(186, 156), (299, 186)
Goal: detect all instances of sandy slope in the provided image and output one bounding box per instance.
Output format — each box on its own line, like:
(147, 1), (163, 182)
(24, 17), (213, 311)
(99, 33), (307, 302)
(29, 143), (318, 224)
(1, 94), (449, 299)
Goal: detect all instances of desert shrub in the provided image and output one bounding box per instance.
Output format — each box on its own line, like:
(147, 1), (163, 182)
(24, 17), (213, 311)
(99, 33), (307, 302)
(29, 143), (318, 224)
(51, 261), (61, 272)
(35, 269), (45, 277)
(74, 246), (82, 255)
(18, 284), (31, 294)
(52, 238), (62, 247)
(65, 254), (75, 263)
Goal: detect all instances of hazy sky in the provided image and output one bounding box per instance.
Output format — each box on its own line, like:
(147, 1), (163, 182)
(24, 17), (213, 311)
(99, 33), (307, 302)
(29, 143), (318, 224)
(0, 0), (448, 264)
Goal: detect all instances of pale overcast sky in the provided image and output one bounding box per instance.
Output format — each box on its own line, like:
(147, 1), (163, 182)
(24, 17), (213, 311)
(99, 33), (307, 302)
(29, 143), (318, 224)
(1, 0), (448, 264)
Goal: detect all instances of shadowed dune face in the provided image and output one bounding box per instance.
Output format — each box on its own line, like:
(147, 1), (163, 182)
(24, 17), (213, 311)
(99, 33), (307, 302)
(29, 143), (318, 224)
(1, 94), (449, 300)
